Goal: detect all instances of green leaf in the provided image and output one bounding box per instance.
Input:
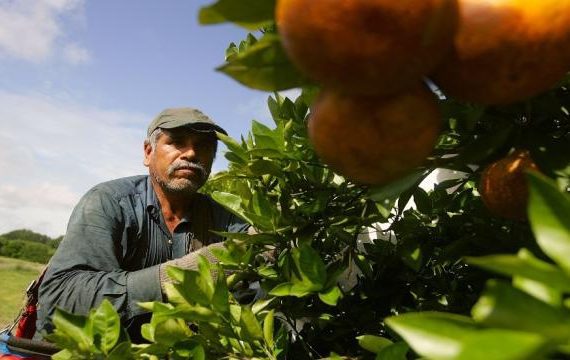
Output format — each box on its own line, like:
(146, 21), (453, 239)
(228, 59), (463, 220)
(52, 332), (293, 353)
(249, 159), (283, 176)
(400, 241), (423, 272)
(230, 304), (242, 324)
(248, 148), (290, 159)
(51, 349), (74, 360)
(291, 244), (326, 291)
(167, 303), (220, 323)
(455, 329), (547, 360)
(192, 344), (206, 360)
(92, 299), (121, 354)
(257, 265), (278, 279)
(166, 259), (215, 307)
(318, 285), (343, 306)
(466, 249), (570, 292)
(413, 187), (432, 214)
(135, 343), (170, 358)
(217, 34), (306, 91)
(107, 341), (133, 360)
(527, 172), (570, 274)
(252, 120), (282, 150)
(199, 0), (275, 30)
(450, 125), (512, 167)
(51, 308), (93, 351)
(251, 189), (275, 218)
(162, 283), (188, 306)
(209, 245), (239, 266)
(154, 318), (192, 346)
(211, 231), (279, 245)
(268, 282), (311, 297)
(263, 309), (275, 348)
(140, 323), (154, 343)
(357, 335), (393, 354)
(240, 306), (264, 340)
(376, 342), (409, 360)
(252, 297), (276, 314)
(513, 276), (562, 306)
(217, 132), (248, 163)
(368, 170), (427, 202)
(472, 280), (570, 342)
(211, 191), (253, 225)
(385, 312), (478, 360)
(211, 265), (230, 314)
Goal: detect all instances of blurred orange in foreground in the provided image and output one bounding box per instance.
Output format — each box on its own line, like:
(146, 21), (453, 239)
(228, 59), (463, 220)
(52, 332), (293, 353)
(433, 0), (570, 104)
(308, 85), (441, 185)
(277, 0), (458, 96)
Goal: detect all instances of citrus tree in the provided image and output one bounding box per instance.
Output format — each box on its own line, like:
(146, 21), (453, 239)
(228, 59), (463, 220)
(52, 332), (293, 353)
(49, 1), (570, 359)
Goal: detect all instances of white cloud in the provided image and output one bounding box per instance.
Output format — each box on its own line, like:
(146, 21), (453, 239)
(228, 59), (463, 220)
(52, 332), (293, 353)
(0, 183), (77, 210)
(62, 43), (90, 65)
(0, 183), (77, 237)
(0, 0), (88, 64)
(0, 90), (149, 237)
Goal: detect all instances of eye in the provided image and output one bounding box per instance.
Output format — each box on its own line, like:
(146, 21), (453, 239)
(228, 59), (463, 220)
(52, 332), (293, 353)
(168, 136), (185, 146)
(197, 137), (216, 150)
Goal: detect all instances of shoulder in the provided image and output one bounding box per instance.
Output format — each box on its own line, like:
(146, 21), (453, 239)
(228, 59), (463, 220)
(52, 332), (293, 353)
(88, 175), (149, 200)
(74, 175), (149, 214)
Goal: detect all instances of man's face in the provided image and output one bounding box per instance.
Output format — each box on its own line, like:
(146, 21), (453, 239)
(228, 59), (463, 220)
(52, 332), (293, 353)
(144, 128), (216, 195)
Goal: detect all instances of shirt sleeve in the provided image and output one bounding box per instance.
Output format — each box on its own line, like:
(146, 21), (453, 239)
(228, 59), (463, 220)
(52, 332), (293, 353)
(226, 213), (251, 234)
(37, 187), (163, 336)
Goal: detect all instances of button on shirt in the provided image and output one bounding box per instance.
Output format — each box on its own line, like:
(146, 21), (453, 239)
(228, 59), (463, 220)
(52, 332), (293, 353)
(36, 175), (249, 339)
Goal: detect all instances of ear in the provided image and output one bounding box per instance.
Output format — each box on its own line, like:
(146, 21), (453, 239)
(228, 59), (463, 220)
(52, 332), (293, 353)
(143, 142), (152, 167)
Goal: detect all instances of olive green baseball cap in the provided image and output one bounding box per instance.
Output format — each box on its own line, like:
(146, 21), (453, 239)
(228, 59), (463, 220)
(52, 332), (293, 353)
(147, 107), (228, 137)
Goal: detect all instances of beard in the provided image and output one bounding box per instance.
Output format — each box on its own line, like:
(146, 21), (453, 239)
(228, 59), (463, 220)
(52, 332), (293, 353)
(151, 159), (210, 195)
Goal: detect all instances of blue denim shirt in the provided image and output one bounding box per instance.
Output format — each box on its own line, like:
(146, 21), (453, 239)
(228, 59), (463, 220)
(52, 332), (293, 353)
(36, 175), (249, 340)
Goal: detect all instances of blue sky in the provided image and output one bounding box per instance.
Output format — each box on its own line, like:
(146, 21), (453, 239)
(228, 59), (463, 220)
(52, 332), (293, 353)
(0, 0), (283, 237)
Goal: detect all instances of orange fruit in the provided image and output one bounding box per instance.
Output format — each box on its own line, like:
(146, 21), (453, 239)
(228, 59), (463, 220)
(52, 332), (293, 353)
(276, 0), (459, 96)
(308, 85), (441, 185)
(479, 150), (540, 220)
(432, 0), (570, 105)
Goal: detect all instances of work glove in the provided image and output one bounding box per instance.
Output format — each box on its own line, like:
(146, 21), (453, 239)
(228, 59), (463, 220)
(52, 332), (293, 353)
(158, 242), (225, 293)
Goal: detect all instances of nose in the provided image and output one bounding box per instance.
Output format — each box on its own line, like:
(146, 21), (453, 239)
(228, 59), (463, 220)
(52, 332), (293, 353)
(179, 144), (197, 161)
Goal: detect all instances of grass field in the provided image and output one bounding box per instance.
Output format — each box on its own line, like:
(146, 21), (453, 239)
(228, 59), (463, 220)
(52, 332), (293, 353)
(0, 256), (44, 329)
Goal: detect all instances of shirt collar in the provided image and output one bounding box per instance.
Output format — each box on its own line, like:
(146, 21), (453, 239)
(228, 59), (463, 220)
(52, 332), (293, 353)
(146, 175), (161, 219)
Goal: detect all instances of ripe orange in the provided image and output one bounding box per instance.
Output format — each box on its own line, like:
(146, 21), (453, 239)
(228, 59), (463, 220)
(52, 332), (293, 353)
(479, 150), (540, 221)
(432, 0), (570, 105)
(308, 85), (441, 185)
(276, 0), (458, 96)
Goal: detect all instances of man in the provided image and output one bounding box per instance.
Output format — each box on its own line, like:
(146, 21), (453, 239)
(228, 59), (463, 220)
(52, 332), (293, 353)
(36, 108), (249, 342)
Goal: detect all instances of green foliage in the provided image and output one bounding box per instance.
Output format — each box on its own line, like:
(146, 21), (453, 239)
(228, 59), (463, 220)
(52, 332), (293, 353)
(2, 229), (52, 243)
(199, 0), (275, 30)
(47, 299), (133, 360)
(217, 32), (307, 92)
(385, 174), (570, 359)
(0, 238), (55, 263)
(1, 228), (62, 248)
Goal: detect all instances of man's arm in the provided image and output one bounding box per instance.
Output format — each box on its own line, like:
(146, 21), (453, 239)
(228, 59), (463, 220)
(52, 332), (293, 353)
(37, 187), (163, 336)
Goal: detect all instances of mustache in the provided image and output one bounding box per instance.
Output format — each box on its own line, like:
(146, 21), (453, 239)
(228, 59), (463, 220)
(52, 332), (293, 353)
(167, 160), (208, 178)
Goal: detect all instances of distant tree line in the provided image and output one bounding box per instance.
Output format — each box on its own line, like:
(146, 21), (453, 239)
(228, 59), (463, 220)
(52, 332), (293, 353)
(0, 229), (63, 264)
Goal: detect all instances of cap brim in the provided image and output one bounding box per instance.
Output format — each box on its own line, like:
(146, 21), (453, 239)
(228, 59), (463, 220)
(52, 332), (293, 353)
(160, 122), (228, 136)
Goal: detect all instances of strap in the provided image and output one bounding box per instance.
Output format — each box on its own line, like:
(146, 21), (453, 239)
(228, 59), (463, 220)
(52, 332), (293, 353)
(8, 266), (49, 339)
(25, 266), (48, 306)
